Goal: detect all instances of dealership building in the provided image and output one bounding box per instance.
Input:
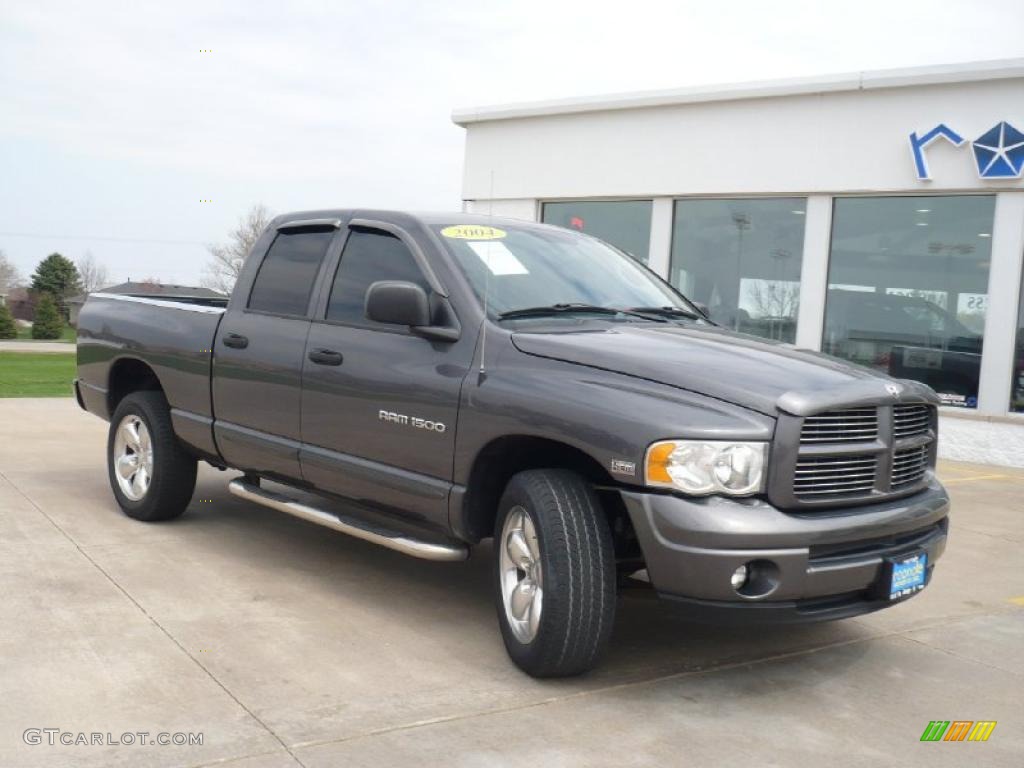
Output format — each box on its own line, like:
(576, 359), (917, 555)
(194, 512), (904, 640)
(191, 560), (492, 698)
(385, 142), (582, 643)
(454, 58), (1024, 466)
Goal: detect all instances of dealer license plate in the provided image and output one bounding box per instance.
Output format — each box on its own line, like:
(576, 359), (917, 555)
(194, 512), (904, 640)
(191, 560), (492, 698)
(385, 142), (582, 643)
(889, 552), (927, 600)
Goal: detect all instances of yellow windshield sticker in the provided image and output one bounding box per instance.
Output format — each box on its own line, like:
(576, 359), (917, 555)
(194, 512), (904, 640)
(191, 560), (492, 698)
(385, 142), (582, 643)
(440, 224), (506, 240)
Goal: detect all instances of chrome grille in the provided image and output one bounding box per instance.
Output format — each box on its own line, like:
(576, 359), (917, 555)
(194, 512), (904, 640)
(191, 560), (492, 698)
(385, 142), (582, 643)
(892, 445), (929, 488)
(777, 400), (937, 507)
(794, 455), (878, 498)
(893, 404), (933, 438)
(800, 407), (878, 443)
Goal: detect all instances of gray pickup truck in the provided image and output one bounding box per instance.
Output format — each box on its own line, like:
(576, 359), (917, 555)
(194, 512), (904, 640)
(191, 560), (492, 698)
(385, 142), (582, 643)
(75, 210), (949, 677)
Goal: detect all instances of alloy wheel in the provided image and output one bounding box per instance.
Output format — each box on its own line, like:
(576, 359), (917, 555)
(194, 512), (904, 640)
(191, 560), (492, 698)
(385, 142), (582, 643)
(113, 414), (153, 501)
(499, 505), (543, 643)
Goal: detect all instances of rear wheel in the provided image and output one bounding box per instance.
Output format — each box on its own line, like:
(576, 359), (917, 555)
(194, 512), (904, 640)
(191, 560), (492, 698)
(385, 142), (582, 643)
(493, 469), (616, 677)
(107, 391), (197, 521)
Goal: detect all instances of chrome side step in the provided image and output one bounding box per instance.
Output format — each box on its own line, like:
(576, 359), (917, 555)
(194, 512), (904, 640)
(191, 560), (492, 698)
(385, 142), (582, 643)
(227, 478), (468, 562)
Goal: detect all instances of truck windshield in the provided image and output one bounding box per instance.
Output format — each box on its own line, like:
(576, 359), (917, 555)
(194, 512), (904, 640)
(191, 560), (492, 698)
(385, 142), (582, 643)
(433, 223), (704, 322)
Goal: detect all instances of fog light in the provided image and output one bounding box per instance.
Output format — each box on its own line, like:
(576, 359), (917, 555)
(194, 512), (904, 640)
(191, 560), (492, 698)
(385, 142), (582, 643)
(730, 564), (749, 590)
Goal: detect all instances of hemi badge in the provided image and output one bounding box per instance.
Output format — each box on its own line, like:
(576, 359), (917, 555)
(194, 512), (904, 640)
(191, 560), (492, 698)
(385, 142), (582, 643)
(610, 459), (636, 476)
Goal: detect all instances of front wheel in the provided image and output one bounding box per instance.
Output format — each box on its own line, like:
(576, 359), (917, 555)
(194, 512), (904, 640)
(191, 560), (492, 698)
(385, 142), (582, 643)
(494, 469), (616, 677)
(107, 391), (197, 521)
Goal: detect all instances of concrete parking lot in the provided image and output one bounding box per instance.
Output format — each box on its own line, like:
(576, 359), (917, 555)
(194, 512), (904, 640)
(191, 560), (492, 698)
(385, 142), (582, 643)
(1, 397), (1022, 767)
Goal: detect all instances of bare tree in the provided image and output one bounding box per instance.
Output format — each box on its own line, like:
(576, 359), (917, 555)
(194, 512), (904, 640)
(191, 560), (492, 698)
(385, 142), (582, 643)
(203, 204), (273, 294)
(0, 250), (22, 294)
(746, 279), (801, 320)
(76, 251), (109, 294)
(743, 279), (801, 341)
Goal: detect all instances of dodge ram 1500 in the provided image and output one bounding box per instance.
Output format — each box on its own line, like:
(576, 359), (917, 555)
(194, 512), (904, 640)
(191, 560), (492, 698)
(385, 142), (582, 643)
(75, 210), (949, 677)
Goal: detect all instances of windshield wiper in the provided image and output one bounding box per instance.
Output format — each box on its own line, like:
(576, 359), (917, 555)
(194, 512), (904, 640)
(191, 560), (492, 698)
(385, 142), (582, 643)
(497, 303), (664, 322)
(625, 305), (703, 321)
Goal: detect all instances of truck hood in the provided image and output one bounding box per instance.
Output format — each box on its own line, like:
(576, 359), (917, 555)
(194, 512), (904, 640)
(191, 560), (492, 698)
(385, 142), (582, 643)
(511, 324), (917, 416)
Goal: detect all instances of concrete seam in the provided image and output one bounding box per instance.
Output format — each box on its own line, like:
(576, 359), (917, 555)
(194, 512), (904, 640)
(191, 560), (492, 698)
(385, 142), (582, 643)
(289, 605), (1022, 752)
(952, 525), (1023, 543)
(187, 747), (302, 768)
(898, 633), (1024, 679)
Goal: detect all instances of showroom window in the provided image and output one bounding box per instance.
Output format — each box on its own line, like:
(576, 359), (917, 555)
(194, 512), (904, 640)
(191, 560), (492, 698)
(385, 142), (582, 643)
(541, 200), (652, 263)
(670, 198), (807, 342)
(823, 195), (995, 408)
(1012, 266), (1024, 413)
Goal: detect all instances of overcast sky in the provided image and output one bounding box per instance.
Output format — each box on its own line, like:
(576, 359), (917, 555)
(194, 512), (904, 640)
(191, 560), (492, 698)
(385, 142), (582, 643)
(2, 0), (1023, 287)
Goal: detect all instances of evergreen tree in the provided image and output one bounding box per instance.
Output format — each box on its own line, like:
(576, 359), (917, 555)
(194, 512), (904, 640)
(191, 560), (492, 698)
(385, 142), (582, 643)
(31, 293), (64, 340)
(0, 302), (16, 339)
(30, 253), (81, 318)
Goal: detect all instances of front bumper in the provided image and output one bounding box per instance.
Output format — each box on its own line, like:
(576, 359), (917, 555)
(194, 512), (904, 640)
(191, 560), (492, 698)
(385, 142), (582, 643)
(621, 475), (949, 623)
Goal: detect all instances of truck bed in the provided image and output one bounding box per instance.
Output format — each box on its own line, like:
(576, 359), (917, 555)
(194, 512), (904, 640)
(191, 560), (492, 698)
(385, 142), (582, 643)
(76, 293), (225, 460)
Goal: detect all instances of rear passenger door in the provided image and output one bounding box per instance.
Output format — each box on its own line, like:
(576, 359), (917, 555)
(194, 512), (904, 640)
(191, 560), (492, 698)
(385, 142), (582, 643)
(299, 224), (472, 531)
(213, 222), (338, 481)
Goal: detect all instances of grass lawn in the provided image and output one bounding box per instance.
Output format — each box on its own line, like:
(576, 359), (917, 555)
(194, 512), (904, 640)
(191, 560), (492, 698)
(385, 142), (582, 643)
(0, 352), (76, 397)
(14, 325), (77, 342)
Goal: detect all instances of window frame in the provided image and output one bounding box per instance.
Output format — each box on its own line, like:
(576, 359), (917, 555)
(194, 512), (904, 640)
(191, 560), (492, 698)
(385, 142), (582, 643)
(821, 192), (997, 410)
(1005, 213), (1024, 415)
(312, 220), (448, 335)
(243, 220), (342, 321)
(540, 198), (655, 263)
(667, 195), (809, 343)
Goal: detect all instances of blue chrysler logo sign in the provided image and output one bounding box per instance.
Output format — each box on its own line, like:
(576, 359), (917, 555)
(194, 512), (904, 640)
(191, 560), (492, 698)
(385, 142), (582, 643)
(909, 121), (1024, 180)
(972, 121), (1024, 178)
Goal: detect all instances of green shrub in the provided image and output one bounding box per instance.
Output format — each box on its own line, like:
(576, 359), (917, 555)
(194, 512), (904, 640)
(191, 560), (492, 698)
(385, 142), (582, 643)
(0, 303), (16, 339)
(31, 294), (64, 340)
(30, 253), (81, 319)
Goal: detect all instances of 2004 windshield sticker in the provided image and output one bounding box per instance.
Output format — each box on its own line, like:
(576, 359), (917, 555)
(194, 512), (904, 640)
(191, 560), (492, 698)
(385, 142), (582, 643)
(440, 225), (506, 240)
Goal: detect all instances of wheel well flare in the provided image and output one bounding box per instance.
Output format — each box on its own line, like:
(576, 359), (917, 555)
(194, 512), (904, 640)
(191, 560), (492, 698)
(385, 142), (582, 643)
(108, 358), (163, 413)
(461, 436), (619, 542)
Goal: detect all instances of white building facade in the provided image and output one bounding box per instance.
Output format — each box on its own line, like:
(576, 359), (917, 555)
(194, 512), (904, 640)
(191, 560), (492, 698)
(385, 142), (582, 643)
(454, 59), (1024, 467)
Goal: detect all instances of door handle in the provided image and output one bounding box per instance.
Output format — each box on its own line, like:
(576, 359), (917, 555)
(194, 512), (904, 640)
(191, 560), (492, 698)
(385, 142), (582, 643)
(223, 333), (249, 349)
(308, 348), (343, 366)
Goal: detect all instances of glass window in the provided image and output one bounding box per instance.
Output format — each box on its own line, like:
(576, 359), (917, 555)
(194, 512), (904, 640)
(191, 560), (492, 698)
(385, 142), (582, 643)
(248, 228), (334, 316)
(326, 229), (429, 325)
(670, 198), (807, 342)
(824, 195), (995, 409)
(433, 221), (700, 320)
(541, 200), (652, 263)
(1012, 264), (1024, 413)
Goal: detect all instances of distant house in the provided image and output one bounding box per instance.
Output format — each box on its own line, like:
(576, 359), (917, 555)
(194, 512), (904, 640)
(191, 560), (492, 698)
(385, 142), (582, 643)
(5, 286), (34, 322)
(67, 282), (227, 325)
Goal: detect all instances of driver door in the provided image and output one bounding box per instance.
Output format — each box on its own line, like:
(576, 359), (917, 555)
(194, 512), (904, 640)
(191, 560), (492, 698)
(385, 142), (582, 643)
(299, 225), (473, 531)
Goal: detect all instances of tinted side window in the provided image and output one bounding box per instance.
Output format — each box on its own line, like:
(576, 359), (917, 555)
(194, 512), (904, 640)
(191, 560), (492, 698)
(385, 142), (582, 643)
(247, 229), (334, 315)
(326, 230), (429, 324)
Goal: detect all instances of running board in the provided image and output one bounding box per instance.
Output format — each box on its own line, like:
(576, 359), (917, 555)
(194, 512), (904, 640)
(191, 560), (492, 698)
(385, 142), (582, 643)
(227, 478), (468, 562)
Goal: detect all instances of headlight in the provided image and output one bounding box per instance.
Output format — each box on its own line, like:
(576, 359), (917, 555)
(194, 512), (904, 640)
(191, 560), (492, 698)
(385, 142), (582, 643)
(645, 440), (768, 496)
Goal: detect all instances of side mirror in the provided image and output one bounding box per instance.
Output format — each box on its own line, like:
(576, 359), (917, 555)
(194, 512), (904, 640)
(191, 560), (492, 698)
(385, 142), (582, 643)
(365, 280), (461, 342)
(365, 281), (431, 327)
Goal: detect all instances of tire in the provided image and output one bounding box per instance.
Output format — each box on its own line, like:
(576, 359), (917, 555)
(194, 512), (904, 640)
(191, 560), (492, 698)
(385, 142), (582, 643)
(107, 391), (197, 522)
(493, 469), (616, 677)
